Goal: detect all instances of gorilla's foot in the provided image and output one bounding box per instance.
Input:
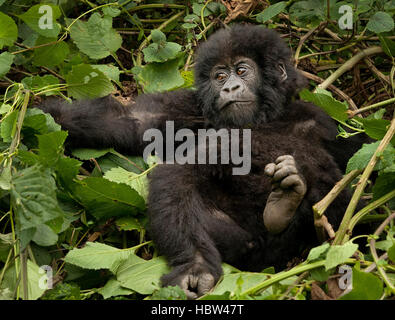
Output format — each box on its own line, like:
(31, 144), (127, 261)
(263, 155), (307, 234)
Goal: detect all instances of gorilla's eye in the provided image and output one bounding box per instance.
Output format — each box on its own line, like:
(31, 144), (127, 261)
(216, 73), (227, 81)
(236, 67), (246, 76)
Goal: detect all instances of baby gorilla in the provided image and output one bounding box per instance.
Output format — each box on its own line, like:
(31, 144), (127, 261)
(39, 25), (363, 299)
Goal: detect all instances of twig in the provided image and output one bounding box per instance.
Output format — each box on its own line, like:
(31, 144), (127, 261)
(369, 212), (395, 293)
(301, 70), (358, 111)
(348, 97), (395, 118)
(333, 115), (395, 245)
(317, 46), (383, 90)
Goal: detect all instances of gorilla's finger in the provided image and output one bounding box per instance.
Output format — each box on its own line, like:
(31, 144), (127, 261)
(273, 165), (298, 181)
(197, 273), (215, 296)
(275, 155), (294, 164)
(280, 175), (307, 195)
(264, 163), (276, 176)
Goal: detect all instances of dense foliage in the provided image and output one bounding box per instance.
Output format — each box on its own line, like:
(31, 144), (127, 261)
(0, 0), (394, 300)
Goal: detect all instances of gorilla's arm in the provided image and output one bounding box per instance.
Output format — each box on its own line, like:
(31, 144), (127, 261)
(39, 90), (203, 155)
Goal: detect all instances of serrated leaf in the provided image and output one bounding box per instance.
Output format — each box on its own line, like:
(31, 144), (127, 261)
(18, 4), (61, 38)
(72, 148), (112, 160)
(64, 242), (135, 273)
(367, 12), (394, 34)
(91, 65), (121, 85)
(358, 118), (393, 143)
(307, 242), (330, 262)
(372, 173), (395, 201)
(99, 278), (133, 299)
(340, 267), (383, 300)
(72, 177), (145, 220)
(299, 89), (348, 122)
(346, 141), (395, 173)
(0, 12), (18, 49)
(37, 131), (68, 167)
(117, 255), (170, 295)
(66, 64), (114, 99)
(133, 59), (184, 93)
(324, 241), (358, 270)
(11, 165), (65, 231)
(0, 109), (18, 142)
(151, 29), (166, 44)
(211, 272), (268, 296)
(104, 167), (149, 201)
(32, 37), (69, 68)
(0, 51), (14, 78)
(256, 1), (287, 23)
(150, 285), (187, 300)
(70, 13), (122, 59)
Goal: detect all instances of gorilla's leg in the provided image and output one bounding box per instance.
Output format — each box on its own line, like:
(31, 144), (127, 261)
(263, 155), (307, 234)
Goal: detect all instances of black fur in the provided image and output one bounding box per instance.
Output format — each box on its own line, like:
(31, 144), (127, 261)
(39, 25), (366, 296)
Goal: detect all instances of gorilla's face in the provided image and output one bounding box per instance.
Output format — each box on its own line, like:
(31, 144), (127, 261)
(194, 25), (307, 128)
(211, 57), (259, 126)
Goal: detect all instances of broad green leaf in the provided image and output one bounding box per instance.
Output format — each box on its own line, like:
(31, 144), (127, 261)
(150, 286), (187, 300)
(358, 118), (393, 143)
(41, 283), (81, 300)
(346, 141), (395, 173)
(256, 1), (287, 23)
(91, 64), (121, 86)
(210, 272), (268, 296)
(99, 278), (134, 299)
(307, 242), (330, 262)
(367, 12), (394, 34)
(0, 51), (14, 78)
(0, 109), (18, 143)
(37, 131), (68, 167)
(22, 107), (61, 134)
(324, 241), (358, 270)
(102, 7), (121, 18)
(18, 4), (61, 38)
(69, 13), (122, 59)
(66, 64), (114, 99)
(388, 244), (395, 263)
(104, 167), (149, 201)
(379, 35), (395, 57)
(0, 233), (13, 262)
(11, 165), (65, 231)
(72, 177), (145, 220)
(117, 255), (170, 295)
(133, 58), (184, 93)
(22, 74), (60, 95)
(372, 173), (395, 201)
(0, 12), (18, 49)
(72, 147), (112, 160)
(116, 216), (144, 232)
(143, 42), (182, 63)
(0, 260), (47, 300)
(340, 267), (383, 300)
(31, 224), (58, 246)
(310, 267), (330, 282)
(299, 89), (348, 122)
(32, 37), (69, 68)
(151, 29), (166, 44)
(64, 242), (135, 273)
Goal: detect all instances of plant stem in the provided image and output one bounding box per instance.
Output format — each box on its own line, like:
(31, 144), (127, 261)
(349, 97), (395, 118)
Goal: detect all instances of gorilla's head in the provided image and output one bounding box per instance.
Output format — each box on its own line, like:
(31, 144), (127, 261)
(194, 24), (307, 127)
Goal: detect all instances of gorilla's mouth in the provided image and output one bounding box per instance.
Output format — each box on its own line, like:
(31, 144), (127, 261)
(219, 100), (253, 110)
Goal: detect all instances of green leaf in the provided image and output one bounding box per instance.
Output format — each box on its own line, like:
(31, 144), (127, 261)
(379, 35), (395, 57)
(115, 217), (144, 232)
(143, 42), (182, 63)
(310, 267), (330, 282)
(210, 272), (267, 296)
(367, 12), (394, 34)
(372, 173), (395, 200)
(0, 260), (47, 300)
(307, 242), (330, 262)
(0, 51), (14, 78)
(22, 74), (60, 95)
(70, 13), (122, 59)
(0, 12), (18, 49)
(72, 177), (145, 220)
(32, 37), (69, 68)
(346, 141), (395, 173)
(104, 167), (149, 201)
(91, 64), (121, 86)
(299, 89), (348, 122)
(358, 118), (394, 143)
(150, 286), (187, 300)
(340, 267), (383, 300)
(31, 224), (58, 246)
(64, 242), (135, 273)
(18, 4), (61, 38)
(72, 148), (112, 160)
(388, 244), (395, 263)
(117, 255), (170, 295)
(324, 241), (358, 271)
(66, 64), (114, 99)
(37, 131), (68, 167)
(11, 165), (65, 231)
(151, 29), (166, 44)
(99, 278), (134, 299)
(256, 1), (287, 23)
(133, 58), (184, 93)
(0, 109), (18, 143)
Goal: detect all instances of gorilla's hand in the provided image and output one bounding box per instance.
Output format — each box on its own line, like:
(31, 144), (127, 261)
(263, 155), (307, 234)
